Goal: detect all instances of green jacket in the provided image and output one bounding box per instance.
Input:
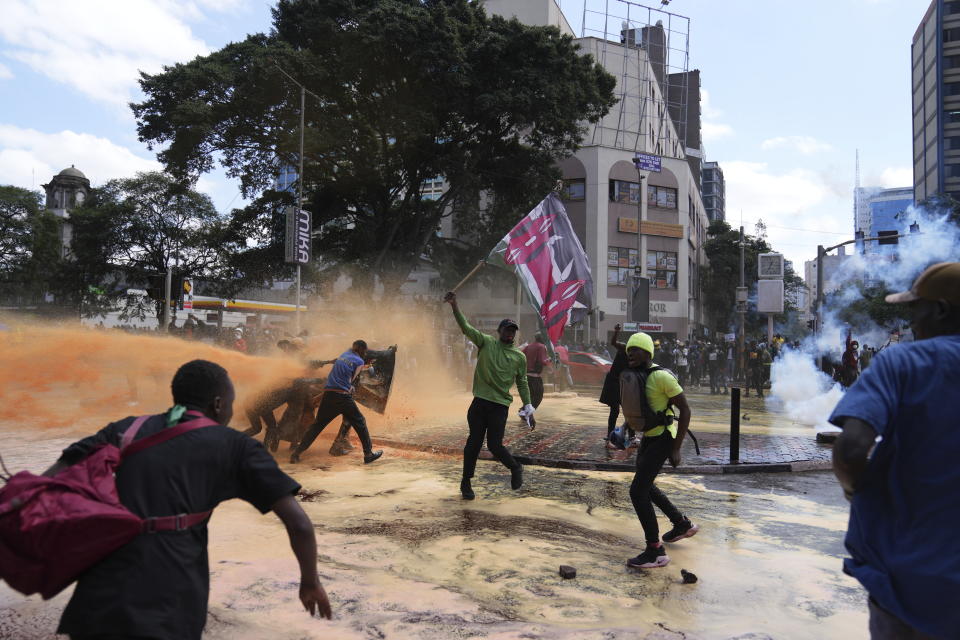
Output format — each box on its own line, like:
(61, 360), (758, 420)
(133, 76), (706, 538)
(455, 310), (531, 407)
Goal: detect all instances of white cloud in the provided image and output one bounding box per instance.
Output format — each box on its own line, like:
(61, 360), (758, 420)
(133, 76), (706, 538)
(702, 122), (734, 142)
(0, 1), (229, 109)
(700, 88), (733, 143)
(0, 125), (159, 189)
(722, 160), (848, 267)
(761, 135), (833, 155)
(0, 62), (12, 79)
(879, 166), (912, 188)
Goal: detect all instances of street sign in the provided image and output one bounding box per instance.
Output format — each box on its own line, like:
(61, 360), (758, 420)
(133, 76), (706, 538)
(622, 322), (663, 333)
(633, 153), (662, 173)
(284, 207), (311, 265)
(182, 278), (193, 310)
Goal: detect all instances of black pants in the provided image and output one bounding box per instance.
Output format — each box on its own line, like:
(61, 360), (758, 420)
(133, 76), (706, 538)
(463, 397), (519, 479)
(528, 376), (544, 409)
(708, 364), (719, 394)
(606, 404), (620, 436)
(868, 596), (937, 639)
(295, 392), (373, 457)
(629, 434), (684, 544)
(746, 368), (763, 396)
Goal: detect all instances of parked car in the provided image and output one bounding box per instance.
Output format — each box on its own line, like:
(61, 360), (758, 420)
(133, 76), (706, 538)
(560, 349), (612, 386)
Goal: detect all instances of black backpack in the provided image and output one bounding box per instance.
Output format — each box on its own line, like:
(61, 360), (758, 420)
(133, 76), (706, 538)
(618, 365), (700, 452)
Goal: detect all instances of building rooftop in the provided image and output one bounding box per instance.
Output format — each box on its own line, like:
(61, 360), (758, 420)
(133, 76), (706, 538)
(57, 165), (86, 179)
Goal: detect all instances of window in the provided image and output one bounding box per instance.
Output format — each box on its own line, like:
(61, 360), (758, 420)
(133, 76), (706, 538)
(646, 250), (678, 289)
(946, 55), (960, 70)
(945, 27), (960, 42)
(949, 110), (960, 123)
(609, 180), (640, 204)
(563, 179), (585, 201)
(948, 136), (960, 150)
(648, 185), (678, 209)
(948, 164), (960, 178)
(946, 2), (960, 16)
(607, 246), (639, 286)
(946, 82), (960, 97)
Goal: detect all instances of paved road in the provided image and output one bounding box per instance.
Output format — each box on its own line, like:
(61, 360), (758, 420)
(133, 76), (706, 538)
(0, 425), (866, 640)
(373, 388), (833, 473)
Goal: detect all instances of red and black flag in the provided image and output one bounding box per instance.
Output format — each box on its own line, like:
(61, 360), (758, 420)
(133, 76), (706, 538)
(487, 192), (593, 348)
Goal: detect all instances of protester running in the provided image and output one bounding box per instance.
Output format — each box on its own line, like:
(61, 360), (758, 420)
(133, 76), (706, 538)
(290, 339), (383, 464)
(621, 332), (697, 569)
(830, 262), (960, 639)
(444, 291), (533, 500)
(42, 360), (331, 639)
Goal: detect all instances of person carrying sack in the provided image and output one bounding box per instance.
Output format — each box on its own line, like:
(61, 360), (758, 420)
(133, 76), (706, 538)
(3, 360), (333, 639)
(620, 333), (699, 570)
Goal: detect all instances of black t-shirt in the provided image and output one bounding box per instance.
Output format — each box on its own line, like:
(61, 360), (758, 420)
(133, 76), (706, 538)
(599, 347), (629, 406)
(55, 413), (301, 640)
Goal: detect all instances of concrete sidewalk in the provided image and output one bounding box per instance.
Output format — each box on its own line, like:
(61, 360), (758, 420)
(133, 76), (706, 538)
(374, 388), (833, 474)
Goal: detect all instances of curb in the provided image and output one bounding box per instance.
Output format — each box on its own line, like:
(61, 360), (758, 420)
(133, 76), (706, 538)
(371, 438), (832, 474)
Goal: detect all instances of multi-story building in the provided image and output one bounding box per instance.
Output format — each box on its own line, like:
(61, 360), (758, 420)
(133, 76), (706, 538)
(473, 0), (710, 342)
(702, 161), (725, 223)
(860, 187), (914, 254)
(803, 247), (850, 313)
(912, 0), (960, 202)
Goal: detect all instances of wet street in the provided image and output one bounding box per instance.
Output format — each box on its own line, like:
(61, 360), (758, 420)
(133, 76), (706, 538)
(0, 424), (866, 640)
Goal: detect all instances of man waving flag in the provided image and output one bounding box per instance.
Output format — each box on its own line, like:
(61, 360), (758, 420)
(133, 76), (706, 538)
(487, 191), (594, 347)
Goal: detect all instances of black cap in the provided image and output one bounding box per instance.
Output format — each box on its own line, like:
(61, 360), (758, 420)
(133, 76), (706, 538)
(498, 318), (519, 331)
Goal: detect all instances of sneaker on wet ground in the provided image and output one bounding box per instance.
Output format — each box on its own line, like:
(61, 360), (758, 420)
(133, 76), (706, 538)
(511, 464), (523, 490)
(662, 518), (699, 543)
(627, 545), (670, 569)
(460, 478), (475, 500)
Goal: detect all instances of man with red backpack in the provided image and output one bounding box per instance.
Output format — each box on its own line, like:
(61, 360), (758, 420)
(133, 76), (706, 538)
(41, 359), (332, 640)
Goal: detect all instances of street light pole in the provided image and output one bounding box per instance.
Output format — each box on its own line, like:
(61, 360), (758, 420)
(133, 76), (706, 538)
(295, 85), (305, 335)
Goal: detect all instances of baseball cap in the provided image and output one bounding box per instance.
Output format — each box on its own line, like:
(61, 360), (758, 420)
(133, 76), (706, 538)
(885, 262), (960, 305)
(626, 332), (655, 357)
(498, 318), (519, 331)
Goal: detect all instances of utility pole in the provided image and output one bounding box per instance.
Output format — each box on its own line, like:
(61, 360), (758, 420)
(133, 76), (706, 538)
(162, 266), (172, 331)
(736, 226), (746, 383)
(296, 85), (305, 335)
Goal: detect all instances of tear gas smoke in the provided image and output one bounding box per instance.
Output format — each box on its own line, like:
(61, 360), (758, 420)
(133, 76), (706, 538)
(0, 296), (467, 438)
(771, 205), (960, 429)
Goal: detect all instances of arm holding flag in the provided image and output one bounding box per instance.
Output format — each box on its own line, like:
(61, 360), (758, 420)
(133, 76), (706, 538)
(444, 292), (486, 348)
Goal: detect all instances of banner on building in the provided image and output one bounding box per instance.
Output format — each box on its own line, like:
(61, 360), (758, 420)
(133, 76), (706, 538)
(182, 278), (193, 310)
(284, 207), (311, 265)
(487, 192), (593, 347)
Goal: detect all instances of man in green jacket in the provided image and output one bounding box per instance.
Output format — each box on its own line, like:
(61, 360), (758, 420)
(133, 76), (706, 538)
(444, 291), (534, 500)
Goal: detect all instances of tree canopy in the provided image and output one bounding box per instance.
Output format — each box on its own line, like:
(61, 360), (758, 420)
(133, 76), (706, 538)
(132, 0), (616, 294)
(66, 172), (228, 321)
(702, 220), (806, 334)
(0, 186), (62, 306)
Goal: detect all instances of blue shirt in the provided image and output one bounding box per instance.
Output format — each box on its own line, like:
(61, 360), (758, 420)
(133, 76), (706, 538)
(325, 350), (365, 392)
(829, 335), (960, 638)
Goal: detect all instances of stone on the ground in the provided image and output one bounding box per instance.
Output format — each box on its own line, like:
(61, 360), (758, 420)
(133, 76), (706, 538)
(680, 569), (698, 584)
(559, 565), (577, 579)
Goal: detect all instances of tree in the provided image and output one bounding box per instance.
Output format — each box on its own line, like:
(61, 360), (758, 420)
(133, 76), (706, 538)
(66, 172), (228, 323)
(701, 220), (806, 334)
(0, 186), (63, 306)
(132, 0), (616, 295)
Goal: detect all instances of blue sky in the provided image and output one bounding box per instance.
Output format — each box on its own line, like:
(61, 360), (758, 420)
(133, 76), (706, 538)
(0, 0), (933, 270)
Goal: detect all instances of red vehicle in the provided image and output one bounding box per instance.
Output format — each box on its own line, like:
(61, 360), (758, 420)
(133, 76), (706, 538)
(558, 348), (611, 386)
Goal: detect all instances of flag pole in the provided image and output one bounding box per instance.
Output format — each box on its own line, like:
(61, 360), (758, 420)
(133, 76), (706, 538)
(450, 260), (486, 293)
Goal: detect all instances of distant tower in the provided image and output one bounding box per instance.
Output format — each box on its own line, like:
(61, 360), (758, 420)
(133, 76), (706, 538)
(854, 149), (860, 233)
(42, 165), (90, 258)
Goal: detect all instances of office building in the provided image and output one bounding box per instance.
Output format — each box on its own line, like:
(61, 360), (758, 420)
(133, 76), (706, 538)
(702, 161), (725, 223)
(476, 0), (711, 341)
(912, 0), (960, 202)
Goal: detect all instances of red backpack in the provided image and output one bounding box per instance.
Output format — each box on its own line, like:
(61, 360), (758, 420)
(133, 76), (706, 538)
(0, 410), (218, 599)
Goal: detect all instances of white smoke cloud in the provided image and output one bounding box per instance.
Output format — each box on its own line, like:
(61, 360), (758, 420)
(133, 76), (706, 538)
(771, 203), (960, 429)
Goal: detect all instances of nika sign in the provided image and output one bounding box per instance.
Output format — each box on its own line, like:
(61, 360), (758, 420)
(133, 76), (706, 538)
(285, 207), (311, 265)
